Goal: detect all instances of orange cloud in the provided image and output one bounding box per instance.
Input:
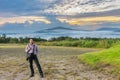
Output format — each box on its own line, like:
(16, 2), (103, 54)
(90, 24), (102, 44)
(0, 16), (51, 26)
(57, 16), (120, 26)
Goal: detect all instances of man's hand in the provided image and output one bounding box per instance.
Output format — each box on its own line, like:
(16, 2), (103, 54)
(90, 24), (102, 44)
(27, 47), (31, 53)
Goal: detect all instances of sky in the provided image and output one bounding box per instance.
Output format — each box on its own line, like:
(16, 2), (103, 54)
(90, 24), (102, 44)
(0, 0), (120, 38)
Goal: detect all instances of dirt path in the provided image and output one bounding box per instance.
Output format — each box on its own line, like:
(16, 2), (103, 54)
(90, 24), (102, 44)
(0, 47), (115, 80)
(39, 55), (114, 80)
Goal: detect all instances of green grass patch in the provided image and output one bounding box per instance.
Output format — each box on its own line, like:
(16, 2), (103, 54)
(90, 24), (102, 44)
(78, 44), (120, 76)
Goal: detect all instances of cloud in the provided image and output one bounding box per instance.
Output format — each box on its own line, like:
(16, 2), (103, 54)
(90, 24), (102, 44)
(0, 0), (120, 17)
(57, 16), (120, 26)
(44, 0), (120, 15)
(0, 0), (120, 31)
(0, 16), (51, 26)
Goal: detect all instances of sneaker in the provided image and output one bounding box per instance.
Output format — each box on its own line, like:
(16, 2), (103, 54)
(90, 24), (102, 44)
(40, 74), (44, 78)
(30, 74), (34, 77)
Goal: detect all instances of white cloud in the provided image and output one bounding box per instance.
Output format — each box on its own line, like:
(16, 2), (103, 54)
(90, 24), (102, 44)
(57, 16), (120, 25)
(44, 0), (120, 15)
(0, 16), (51, 26)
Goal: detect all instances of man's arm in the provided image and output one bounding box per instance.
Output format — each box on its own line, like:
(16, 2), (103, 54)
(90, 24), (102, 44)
(25, 44), (32, 61)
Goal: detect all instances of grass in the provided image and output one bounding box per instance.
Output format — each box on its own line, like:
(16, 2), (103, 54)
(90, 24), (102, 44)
(0, 43), (26, 48)
(78, 44), (120, 76)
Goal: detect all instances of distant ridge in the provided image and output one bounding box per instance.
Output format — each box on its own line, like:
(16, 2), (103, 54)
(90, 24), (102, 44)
(97, 28), (120, 32)
(45, 26), (77, 30)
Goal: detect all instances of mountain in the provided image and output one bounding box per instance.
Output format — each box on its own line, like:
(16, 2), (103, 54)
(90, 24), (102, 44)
(97, 28), (120, 32)
(35, 26), (79, 33)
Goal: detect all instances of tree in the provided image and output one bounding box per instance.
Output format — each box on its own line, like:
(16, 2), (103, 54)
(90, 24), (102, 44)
(2, 33), (6, 39)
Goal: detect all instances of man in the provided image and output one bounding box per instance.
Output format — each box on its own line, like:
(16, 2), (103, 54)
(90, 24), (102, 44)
(25, 39), (44, 78)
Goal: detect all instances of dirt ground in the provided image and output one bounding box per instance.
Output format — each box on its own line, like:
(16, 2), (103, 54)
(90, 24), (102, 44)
(0, 46), (115, 80)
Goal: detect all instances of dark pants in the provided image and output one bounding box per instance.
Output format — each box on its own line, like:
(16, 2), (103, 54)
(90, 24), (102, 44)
(28, 53), (43, 77)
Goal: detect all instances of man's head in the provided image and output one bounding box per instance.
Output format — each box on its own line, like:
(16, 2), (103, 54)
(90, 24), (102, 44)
(29, 39), (34, 44)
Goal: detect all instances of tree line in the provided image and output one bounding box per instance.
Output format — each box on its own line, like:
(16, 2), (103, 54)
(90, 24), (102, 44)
(0, 34), (120, 48)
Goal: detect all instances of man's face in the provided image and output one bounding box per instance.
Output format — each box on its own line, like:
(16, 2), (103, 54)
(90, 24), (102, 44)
(29, 39), (33, 44)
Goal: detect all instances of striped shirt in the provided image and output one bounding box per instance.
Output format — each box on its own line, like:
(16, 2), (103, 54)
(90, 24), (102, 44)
(25, 43), (38, 55)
